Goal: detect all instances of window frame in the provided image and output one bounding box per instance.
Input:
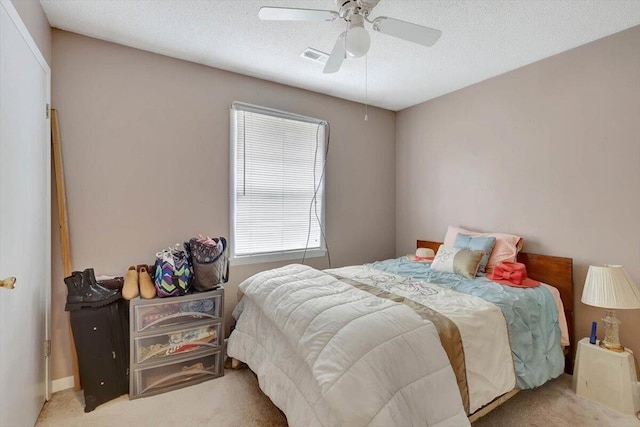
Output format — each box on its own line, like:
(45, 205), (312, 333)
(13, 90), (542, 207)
(229, 102), (327, 266)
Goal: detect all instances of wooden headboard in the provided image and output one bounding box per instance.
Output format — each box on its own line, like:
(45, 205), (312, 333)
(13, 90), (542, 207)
(417, 240), (574, 374)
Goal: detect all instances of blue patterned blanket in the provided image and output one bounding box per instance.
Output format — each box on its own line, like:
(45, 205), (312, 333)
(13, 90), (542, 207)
(370, 257), (564, 389)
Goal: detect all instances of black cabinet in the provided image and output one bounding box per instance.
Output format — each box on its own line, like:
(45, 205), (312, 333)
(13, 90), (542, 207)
(69, 299), (129, 412)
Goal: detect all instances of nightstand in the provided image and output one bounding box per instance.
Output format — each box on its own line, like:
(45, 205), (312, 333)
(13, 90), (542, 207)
(572, 337), (640, 415)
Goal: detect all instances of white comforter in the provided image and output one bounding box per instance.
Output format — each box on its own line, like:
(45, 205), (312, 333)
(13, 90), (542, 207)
(228, 264), (469, 427)
(328, 266), (515, 413)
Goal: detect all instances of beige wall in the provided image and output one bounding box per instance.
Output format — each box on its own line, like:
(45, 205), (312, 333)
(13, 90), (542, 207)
(396, 26), (640, 360)
(10, 0), (51, 65)
(50, 30), (396, 380)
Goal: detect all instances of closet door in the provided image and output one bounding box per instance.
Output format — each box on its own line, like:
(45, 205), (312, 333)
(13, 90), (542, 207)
(0, 1), (51, 426)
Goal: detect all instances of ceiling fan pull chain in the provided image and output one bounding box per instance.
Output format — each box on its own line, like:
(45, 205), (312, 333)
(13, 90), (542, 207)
(364, 53), (368, 122)
(344, 19), (348, 58)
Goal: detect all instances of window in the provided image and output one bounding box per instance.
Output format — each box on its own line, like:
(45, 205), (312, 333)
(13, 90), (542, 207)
(230, 102), (327, 265)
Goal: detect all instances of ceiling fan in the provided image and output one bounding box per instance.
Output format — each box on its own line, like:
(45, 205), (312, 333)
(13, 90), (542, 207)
(258, 0), (442, 74)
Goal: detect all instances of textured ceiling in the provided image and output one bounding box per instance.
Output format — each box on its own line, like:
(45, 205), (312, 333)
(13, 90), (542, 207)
(40, 0), (640, 111)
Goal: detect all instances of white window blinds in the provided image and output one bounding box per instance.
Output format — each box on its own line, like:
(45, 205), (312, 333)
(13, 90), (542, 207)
(230, 103), (326, 262)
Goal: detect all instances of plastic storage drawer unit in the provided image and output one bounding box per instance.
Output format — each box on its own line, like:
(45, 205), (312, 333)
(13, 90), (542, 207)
(129, 288), (224, 399)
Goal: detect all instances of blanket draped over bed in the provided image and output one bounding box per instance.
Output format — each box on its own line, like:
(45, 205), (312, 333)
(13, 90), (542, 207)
(370, 257), (565, 390)
(327, 273), (472, 414)
(327, 265), (516, 414)
(228, 264), (470, 427)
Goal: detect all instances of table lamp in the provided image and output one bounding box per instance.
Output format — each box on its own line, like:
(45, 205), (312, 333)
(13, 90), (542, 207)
(581, 265), (640, 352)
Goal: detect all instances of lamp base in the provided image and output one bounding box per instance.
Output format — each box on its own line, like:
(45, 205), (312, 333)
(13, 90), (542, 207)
(599, 340), (625, 352)
(600, 310), (625, 352)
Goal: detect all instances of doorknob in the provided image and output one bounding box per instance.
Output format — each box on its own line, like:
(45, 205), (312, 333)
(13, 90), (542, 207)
(0, 277), (16, 289)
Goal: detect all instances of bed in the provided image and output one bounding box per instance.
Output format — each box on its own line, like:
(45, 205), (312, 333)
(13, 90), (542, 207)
(227, 239), (574, 426)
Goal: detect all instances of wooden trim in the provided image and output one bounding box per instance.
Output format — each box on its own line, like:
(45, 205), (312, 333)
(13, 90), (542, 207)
(51, 375), (74, 393)
(52, 111), (71, 276)
(468, 388), (520, 423)
(416, 240), (575, 375)
(52, 109), (81, 391)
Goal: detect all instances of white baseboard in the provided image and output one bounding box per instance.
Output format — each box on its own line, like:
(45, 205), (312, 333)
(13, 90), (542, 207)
(52, 376), (74, 393)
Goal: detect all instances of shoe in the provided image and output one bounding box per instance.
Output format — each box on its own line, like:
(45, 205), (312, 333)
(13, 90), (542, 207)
(64, 268), (121, 311)
(138, 266), (156, 299)
(97, 276), (124, 290)
(122, 265), (139, 300)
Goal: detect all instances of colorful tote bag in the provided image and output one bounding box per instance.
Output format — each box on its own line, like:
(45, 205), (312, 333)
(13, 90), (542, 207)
(154, 247), (192, 297)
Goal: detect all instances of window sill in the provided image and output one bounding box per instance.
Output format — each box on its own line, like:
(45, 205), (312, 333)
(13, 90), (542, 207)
(230, 249), (326, 266)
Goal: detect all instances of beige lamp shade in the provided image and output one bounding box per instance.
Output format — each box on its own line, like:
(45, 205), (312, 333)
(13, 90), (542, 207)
(581, 265), (640, 309)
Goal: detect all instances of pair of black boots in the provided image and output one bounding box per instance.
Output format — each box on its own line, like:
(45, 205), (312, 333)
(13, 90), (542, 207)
(64, 268), (121, 311)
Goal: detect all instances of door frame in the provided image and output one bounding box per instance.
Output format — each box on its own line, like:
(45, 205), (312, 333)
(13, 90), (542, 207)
(0, 0), (52, 400)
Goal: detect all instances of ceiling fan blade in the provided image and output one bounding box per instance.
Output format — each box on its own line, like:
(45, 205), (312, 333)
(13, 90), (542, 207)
(323, 33), (346, 74)
(372, 16), (442, 47)
(259, 7), (338, 22)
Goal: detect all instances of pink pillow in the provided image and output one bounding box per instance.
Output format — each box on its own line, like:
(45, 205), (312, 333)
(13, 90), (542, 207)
(443, 226), (523, 273)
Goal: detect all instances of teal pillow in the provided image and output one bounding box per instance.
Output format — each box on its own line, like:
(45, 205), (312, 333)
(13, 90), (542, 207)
(454, 233), (496, 274)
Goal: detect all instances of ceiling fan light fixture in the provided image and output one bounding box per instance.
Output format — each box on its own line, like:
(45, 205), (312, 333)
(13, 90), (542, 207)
(258, 0), (442, 74)
(345, 14), (370, 58)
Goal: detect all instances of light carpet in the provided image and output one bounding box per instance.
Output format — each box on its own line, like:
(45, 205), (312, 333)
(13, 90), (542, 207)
(37, 370), (640, 426)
